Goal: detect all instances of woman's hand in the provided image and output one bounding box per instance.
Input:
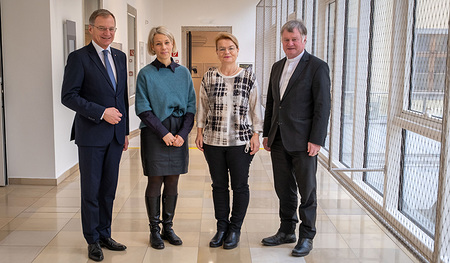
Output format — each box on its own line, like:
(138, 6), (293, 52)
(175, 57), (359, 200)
(162, 132), (175, 146)
(195, 128), (204, 151)
(173, 135), (185, 147)
(250, 133), (260, 155)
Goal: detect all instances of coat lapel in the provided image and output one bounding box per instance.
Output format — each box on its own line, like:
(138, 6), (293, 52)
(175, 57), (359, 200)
(282, 51), (310, 101)
(274, 58), (286, 102)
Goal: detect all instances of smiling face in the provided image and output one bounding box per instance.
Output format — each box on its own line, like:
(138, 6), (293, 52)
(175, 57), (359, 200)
(151, 33), (173, 62)
(281, 28), (307, 59)
(216, 39), (239, 64)
(89, 15), (116, 49)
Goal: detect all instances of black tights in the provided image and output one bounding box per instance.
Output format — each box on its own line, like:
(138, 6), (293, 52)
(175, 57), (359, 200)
(146, 175), (180, 197)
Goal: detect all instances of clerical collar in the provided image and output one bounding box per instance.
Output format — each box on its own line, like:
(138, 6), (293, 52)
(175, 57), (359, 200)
(151, 58), (180, 72)
(286, 50), (305, 63)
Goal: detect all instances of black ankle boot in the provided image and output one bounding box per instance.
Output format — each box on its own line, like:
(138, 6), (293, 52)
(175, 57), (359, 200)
(223, 231), (240, 249)
(161, 195), (182, 245)
(209, 230), (227, 247)
(145, 196), (164, 249)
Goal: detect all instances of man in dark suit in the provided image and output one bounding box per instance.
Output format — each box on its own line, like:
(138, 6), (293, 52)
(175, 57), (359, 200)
(61, 9), (129, 262)
(261, 20), (331, 257)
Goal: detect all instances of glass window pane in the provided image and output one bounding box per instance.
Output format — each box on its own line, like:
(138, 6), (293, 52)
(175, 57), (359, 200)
(339, 0), (359, 166)
(400, 130), (440, 237)
(363, 0), (394, 194)
(408, 0), (448, 118)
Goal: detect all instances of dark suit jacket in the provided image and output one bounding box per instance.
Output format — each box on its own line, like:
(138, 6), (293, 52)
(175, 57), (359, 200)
(61, 42), (129, 147)
(263, 51), (331, 152)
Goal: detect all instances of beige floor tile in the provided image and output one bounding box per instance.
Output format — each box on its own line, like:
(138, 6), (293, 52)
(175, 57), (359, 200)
(0, 230), (57, 246)
(197, 246), (252, 263)
(331, 217), (385, 234)
(0, 217), (28, 231)
(313, 233), (350, 248)
(250, 247), (307, 263)
(60, 218), (82, 232)
(0, 245), (44, 263)
(32, 246), (89, 263)
(0, 136), (419, 262)
(14, 217), (71, 231)
(341, 233), (400, 249)
(102, 246), (148, 263)
(305, 248), (360, 263)
(47, 231), (86, 247)
(0, 205), (27, 218)
(0, 230), (11, 242)
(26, 212), (76, 219)
(352, 248), (419, 263)
(0, 217), (12, 228)
(111, 218), (149, 232)
(143, 246), (198, 263)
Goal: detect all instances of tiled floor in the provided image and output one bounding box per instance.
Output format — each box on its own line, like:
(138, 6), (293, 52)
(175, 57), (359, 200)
(0, 135), (419, 262)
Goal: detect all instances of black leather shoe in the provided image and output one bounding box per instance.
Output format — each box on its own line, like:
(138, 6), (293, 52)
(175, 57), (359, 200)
(261, 231), (296, 246)
(88, 242), (104, 262)
(223, 231), (240, 249)
(291, 238), (313, 257)
(209, 231), (227, 248)
(99, 237), (127, 251)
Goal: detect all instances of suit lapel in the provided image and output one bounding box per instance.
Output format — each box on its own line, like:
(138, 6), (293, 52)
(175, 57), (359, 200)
(282, 51), (310, 101)
(273, 58), (286, 102)
(87, 43), (116, 91)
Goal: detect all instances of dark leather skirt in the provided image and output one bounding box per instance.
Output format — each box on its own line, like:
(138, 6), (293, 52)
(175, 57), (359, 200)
(140, 115), (189, 176)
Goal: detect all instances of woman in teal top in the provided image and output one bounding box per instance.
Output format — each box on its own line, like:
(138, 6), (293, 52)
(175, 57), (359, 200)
(135, 26), (196, 250)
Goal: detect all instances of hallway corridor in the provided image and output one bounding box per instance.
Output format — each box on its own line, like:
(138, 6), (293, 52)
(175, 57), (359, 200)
(0, 135), (419, 262)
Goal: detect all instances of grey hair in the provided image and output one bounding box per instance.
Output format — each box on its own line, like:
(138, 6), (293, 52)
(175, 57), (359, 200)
(281, 20), (308, 36)
(89, 9), (115, 25)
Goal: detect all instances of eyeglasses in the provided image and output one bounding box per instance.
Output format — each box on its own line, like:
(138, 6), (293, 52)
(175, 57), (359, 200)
(91, 25), (117, 32)
(217, 46), (237, 53)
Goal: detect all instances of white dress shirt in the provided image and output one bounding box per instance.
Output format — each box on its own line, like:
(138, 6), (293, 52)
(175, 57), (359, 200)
(92, 41), (117, 82)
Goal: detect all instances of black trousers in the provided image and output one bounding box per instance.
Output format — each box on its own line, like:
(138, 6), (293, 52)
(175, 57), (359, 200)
(270, 132), (317, 239)
(203, 144), (254, 232)
(78, 138), (123, 244)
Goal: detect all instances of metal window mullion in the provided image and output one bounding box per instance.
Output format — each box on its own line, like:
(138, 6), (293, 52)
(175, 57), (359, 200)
(363, 0), (376, 182)
(432, 16), (450, 263)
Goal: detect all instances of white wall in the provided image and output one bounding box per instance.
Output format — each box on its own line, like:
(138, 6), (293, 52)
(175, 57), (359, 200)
(0, 0), (259, 182)
(50, 0), (84, 178)
(2, 0), (56, 180)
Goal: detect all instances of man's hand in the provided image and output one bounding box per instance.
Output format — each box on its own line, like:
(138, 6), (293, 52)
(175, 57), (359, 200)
(123, 136), (129, 151)
(307, 142), (321, 156)
(263, 137), (271, 151)
(103, 107), (122, 125)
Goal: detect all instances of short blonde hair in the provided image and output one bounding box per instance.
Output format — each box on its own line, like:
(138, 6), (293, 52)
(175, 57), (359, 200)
(147, 26), (177, 55)
(215, 32), (239, 50)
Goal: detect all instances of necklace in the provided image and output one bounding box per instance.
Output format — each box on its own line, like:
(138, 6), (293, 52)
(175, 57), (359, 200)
(220, 65), (240, 76)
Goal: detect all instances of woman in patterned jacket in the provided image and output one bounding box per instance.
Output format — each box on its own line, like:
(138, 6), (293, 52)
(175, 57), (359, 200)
(195, 32), (263, 249)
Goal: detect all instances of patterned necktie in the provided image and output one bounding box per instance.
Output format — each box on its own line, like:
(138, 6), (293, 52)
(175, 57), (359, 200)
(102, 49), (116, 90)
